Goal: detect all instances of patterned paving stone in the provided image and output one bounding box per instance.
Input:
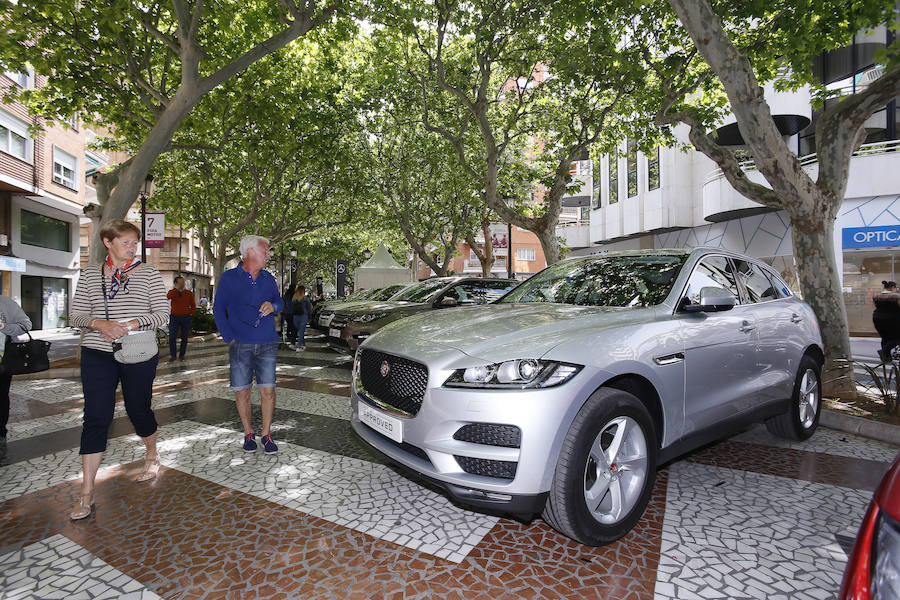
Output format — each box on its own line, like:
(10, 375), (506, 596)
(0, 534), (161, 599)
(1, 335), (898, 599)
(655, 461), (872, 600)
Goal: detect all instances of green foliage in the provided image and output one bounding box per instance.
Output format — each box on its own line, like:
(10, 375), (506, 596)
(191, 305), (217, 333)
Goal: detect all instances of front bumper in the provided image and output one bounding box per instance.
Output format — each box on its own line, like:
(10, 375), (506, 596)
(350, 357), (596, 504)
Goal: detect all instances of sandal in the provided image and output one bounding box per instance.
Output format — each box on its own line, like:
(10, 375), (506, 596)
(135, 454), (161, 482)
(70, 492), (94, 521)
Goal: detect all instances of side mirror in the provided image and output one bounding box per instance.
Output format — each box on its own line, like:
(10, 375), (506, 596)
(438, 296), (458, 307)
(682, 286), (738, 313)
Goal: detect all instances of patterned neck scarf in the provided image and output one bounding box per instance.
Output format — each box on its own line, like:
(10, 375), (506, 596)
(106, 256), (141, 299)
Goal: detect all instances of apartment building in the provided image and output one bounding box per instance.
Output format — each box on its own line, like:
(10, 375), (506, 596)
(566, 22), (900, 336)
(413, 224), (548, 280)
(0, 69), (91, 330)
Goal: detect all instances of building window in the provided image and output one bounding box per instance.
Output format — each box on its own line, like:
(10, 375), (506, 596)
(648, 146), (660, 190)
(4, 69), (31, 88)
(517, 247), (536, 261)
(21, 209), (71, 252)
(627, 138), (638, 197)
(0, 110), (32, 162)
(52, 146), (78, 190)
(608, 156), (618, 205)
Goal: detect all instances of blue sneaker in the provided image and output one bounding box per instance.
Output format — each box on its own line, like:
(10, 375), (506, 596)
(243, 433), (257, 453)
(261, 434), (278, 454)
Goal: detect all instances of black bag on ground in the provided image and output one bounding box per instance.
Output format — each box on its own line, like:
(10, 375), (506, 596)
(3, 333), (51, 374)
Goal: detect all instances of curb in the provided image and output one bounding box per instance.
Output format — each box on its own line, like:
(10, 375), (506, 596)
(822, 408), (900, 447)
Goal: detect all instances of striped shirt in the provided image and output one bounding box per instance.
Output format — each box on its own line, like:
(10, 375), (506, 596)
(71, 264), (169, 353)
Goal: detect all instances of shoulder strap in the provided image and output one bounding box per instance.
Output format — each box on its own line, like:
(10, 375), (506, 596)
(100, 266), (110, 321)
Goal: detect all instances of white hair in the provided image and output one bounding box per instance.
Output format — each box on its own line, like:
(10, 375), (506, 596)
(239, 235), (270, 259)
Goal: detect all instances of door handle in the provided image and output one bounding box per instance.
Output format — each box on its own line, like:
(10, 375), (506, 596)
(740, 320), (756, 332)
(791, 313), (803, 323)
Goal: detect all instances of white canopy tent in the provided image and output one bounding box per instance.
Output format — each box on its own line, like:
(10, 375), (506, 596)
(354, 243), (413, 291)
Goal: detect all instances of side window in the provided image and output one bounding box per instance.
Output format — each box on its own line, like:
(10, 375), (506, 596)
(682, 256), (740, 307)
(454, 281), (515, 305)
(763, 267), (793, 298)
(733, 259), (779, 303)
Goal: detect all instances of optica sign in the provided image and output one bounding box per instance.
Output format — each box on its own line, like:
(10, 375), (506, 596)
(842, 225), (900, 248)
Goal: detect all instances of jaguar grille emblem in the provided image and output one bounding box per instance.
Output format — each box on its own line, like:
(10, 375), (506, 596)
(380, 360), (390, 377)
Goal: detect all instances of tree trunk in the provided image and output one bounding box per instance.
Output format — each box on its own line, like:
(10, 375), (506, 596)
(90, 89), (200, 264)
(789, 213), (853, 396)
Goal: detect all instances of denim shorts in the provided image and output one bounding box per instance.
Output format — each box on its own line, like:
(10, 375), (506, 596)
(229, 341), (278, 391)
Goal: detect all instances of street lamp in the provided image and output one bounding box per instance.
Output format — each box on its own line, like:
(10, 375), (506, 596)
(289, 249), (297, 289)
(139, 174), (154, 263)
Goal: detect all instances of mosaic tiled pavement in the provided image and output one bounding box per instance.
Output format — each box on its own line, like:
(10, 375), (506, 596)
(0, 334), (896, 599)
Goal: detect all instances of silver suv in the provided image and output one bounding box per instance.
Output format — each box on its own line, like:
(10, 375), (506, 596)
(350, 248), (824, 545)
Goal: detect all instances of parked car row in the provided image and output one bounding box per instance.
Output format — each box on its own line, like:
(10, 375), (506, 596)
(345, 248), (827, 546)
(325, 277), (518, 353)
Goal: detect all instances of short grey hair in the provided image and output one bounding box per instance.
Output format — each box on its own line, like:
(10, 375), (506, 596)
(239, 235), (270, 259)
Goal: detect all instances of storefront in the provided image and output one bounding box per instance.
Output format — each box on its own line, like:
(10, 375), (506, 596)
(841, 224), (900, 335)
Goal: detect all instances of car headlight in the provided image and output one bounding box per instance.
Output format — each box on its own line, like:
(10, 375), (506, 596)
(353, 312), (388, 323)
(874, 510), (900, 600)
(444, 359), (582, 389)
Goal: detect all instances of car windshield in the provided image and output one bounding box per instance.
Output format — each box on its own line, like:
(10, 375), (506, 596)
(499, 254), (686, 307)
(369, 284), (407, 301)
(392, 279), (452, 302)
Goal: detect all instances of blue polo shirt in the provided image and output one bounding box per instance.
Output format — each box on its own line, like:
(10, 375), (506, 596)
(213, 262), (284, 344)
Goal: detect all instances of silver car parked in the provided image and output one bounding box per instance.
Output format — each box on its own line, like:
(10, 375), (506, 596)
(350, 248), (824, 545)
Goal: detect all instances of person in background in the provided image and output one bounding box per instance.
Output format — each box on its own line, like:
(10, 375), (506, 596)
(213, 235), (283, 454)
(0, 296), (31, 441)
(291, 285), (313, 352)
(874, 280), (900, 362)
(282, 284), (296, 348)
(167, 276), (196, 361)
(68, 219), (169, 520)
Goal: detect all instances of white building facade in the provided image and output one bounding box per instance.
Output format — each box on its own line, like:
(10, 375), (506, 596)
(563, 20), (900, 336)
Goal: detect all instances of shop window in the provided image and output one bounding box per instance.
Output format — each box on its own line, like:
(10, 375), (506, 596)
(52, 146), (78, 190)
(21, 209), (71, 252)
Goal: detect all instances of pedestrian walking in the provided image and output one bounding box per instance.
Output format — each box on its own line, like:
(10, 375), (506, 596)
(68, 219), (169, 520)
(282, 284), (296, 347)
(0, 296), (31, 441)
(874, 280), (900, 361)
(292, 286), (313, 351)
(167, 276), (196, 360)
(212, 235), (283, 454)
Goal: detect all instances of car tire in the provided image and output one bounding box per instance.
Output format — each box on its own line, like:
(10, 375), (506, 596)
(542, 388), (657, 546)
(765, 355), (822, 441)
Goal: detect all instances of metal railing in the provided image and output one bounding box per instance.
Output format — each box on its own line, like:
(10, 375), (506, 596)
(703, 139), (900, 185)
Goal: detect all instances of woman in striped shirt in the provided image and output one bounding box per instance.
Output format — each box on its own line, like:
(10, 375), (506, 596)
(68, 219), (169, 520)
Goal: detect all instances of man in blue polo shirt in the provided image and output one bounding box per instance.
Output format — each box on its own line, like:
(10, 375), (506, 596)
(213, 235), (284, 454)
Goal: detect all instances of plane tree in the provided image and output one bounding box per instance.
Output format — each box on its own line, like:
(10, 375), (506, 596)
(0, 0), (352, 261)
(630, 0), (900, 390)
(150, 42), (370, 284)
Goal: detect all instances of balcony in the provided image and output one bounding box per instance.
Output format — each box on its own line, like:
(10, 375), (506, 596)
(557, 222), (591, 250)
(702, 140), (900, 222)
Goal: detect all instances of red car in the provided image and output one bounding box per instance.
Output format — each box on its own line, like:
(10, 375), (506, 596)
(840, 452), (900, 599)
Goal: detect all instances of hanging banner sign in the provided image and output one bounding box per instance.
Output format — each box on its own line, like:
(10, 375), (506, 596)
(144, 211), (165, 248)
(490, 223), (509, 257)
(336, 259), (348, 297)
